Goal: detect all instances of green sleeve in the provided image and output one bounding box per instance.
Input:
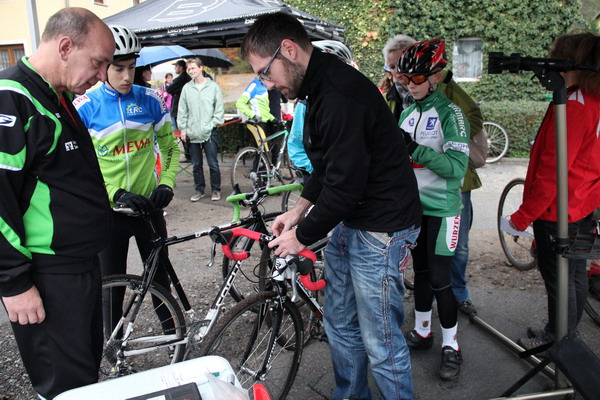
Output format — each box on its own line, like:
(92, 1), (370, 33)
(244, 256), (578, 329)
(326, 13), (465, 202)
(235, 92), (254, 119)
(177, 85), (189, 131)
(441, 79), (483, 137)
(212, 86), (225, 127)
(157, 122), (180, 188)
(412, 105), (470, 180)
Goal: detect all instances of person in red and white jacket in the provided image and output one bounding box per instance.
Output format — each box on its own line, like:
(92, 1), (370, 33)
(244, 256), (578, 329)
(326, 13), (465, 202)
(508, 32), (600, 350)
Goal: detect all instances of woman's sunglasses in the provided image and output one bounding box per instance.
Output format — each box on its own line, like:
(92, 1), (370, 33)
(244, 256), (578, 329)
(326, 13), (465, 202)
(400, 74), (430, 85)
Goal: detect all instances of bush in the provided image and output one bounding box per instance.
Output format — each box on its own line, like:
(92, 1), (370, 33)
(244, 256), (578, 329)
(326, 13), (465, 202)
(480, 101), (548, 158)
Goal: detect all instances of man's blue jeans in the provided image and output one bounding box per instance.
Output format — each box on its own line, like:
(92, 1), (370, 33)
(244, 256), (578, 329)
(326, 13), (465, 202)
(189, 129), (220, 194)
(323, 223), (419, 400)
(451, 191), (472, 303)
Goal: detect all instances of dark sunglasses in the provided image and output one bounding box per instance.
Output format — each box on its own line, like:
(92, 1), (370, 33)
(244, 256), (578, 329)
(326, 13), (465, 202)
(400, 74), (430, 85)
(258, 45), (281, 84)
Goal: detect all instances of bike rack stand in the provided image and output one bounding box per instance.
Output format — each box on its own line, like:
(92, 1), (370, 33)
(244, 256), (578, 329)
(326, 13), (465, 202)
(478, 53), (599, 399)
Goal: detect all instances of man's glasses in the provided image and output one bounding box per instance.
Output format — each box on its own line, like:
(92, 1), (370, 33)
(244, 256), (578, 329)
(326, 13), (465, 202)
(258, 45), (281, 84)
(384, 64), (396, 73)
(400, 74), (430, 85)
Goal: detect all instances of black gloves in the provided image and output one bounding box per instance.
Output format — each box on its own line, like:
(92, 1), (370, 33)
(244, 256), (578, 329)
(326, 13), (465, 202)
(401, 129), (418, 155)
(114, 189), (155, 214)
(150, 184), (174, 209)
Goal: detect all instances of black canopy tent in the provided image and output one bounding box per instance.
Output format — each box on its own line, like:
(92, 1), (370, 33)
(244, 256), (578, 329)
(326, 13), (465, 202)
(103, 0), (345, 48)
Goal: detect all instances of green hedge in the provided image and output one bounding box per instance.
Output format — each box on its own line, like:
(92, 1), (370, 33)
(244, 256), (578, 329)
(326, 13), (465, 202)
(285, 0), (586, 102)
(219, 122), (254, 155)
(480, 101), (548, 158)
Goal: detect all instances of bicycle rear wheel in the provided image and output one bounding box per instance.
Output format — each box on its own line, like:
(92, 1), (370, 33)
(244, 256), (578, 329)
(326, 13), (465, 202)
(222, 212), (282, 303)
(281, 186), (303, 212)
(231, 147), (271, 193)
(199, 291), (303, 400)
(100, 274), (186, 378)
(484, 121), (509, 163)
(497, 179), (537, 270)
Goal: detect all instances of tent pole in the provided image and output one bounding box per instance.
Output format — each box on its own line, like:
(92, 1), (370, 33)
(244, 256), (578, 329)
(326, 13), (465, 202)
(552, 89), (569, 389)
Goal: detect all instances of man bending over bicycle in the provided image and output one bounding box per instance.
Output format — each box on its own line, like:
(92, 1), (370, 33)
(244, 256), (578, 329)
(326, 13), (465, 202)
(241, 12), (422, 400)
(75, 25), (180, 336)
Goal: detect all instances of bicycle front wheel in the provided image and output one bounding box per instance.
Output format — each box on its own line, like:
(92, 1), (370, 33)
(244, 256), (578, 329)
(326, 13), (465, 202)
(497, 179), (537, 270)
(100, 274), (186, 378)
(484, 121), (509, 163)
(199, 291), (303, 400)
(231, 147), (271, 193)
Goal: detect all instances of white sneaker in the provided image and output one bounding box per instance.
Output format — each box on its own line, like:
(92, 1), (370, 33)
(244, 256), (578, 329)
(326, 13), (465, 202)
(190, 192), (205, 202)
(211, 191), (221, 201)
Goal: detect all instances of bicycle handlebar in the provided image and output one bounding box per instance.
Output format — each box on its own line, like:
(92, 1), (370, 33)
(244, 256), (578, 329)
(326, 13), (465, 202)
(213, 227), (326, 291)
(226, 183), (303, 221)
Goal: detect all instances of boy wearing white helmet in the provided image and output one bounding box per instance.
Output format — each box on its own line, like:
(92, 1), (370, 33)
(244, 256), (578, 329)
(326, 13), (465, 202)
(75, 25), (180, 337)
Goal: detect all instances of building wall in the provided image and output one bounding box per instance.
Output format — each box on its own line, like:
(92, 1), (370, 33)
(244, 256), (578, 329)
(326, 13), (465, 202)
(0, 0), (139, 57)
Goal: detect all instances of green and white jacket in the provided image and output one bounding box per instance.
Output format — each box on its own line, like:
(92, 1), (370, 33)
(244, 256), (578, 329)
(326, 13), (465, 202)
(399, 88), (470, 217)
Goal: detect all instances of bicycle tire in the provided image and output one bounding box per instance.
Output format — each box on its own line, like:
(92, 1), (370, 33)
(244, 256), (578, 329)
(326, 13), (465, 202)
(221, 212), (282, 303)
(281, 186), (303, 212)
(257, 240), (327, 347)
(584, 298), (600, 327)
(484, 121), (509, 164)
(497, 179), (537, 270)
(100, 274), (186, 378)
(231, 147), (271, 193)
(199, 291), (303, 400)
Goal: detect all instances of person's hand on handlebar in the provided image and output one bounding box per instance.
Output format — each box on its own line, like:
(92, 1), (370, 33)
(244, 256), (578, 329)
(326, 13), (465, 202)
(271, 211), (301, 237)
(114, 189), (155, 215)
(268, 229), (306, 258)
(150, 184), (174, 209)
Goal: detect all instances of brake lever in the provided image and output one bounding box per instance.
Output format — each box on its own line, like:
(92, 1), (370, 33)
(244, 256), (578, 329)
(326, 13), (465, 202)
(207, 241), (217, 267)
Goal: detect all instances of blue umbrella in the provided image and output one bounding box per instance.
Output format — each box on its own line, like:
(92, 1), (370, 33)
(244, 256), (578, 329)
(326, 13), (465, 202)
(137, 45), (195, 67)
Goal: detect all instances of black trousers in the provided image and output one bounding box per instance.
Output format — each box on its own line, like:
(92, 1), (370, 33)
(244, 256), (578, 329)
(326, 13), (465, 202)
(533, 214), (594, 338)
(8, 259), (103, 399)
(411, 215), (458, 329)
(99, 209), (173, 337)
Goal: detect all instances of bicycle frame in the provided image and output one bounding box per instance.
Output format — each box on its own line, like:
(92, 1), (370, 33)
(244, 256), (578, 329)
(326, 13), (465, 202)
(247, 121), (290, 174)
(104, 184), (303, 363)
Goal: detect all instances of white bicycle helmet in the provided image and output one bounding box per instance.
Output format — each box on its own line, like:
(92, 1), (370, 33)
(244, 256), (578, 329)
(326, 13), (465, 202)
(109, 25), (141, 61)
(313, 40), (354, 65)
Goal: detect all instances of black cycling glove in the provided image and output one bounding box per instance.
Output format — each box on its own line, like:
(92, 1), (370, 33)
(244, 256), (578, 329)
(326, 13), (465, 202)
(114, 189), (155, 214)
(150, 184), (174, 209)
(401, 129), (418, 155)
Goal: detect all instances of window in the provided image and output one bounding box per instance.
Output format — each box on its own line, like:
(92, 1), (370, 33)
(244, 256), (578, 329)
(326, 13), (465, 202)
(0, 45), (25, 71)
(452, 38), (483, 82)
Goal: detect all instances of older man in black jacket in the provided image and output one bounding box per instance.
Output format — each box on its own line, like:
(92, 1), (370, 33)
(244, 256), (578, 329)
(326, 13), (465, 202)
(241, 12), (421, 400)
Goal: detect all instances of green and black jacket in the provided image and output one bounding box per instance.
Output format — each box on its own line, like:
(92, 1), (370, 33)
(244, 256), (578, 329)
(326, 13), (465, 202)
(0, 58), (111, 297)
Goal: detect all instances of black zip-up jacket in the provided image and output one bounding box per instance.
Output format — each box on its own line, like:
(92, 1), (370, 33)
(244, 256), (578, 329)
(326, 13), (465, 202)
(296, 50), (422, 245)
(0, 58), (111, 297)
(166, 72), (191, 120)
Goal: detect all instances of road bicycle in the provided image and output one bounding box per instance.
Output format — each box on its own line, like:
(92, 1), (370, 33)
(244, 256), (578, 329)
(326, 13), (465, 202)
(200, 228), (326, 400)
(484, 121), (510, 163)
(99, 183), (301, 379)
(497, 178), (600, 327)
(231, 119), (294, 193)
